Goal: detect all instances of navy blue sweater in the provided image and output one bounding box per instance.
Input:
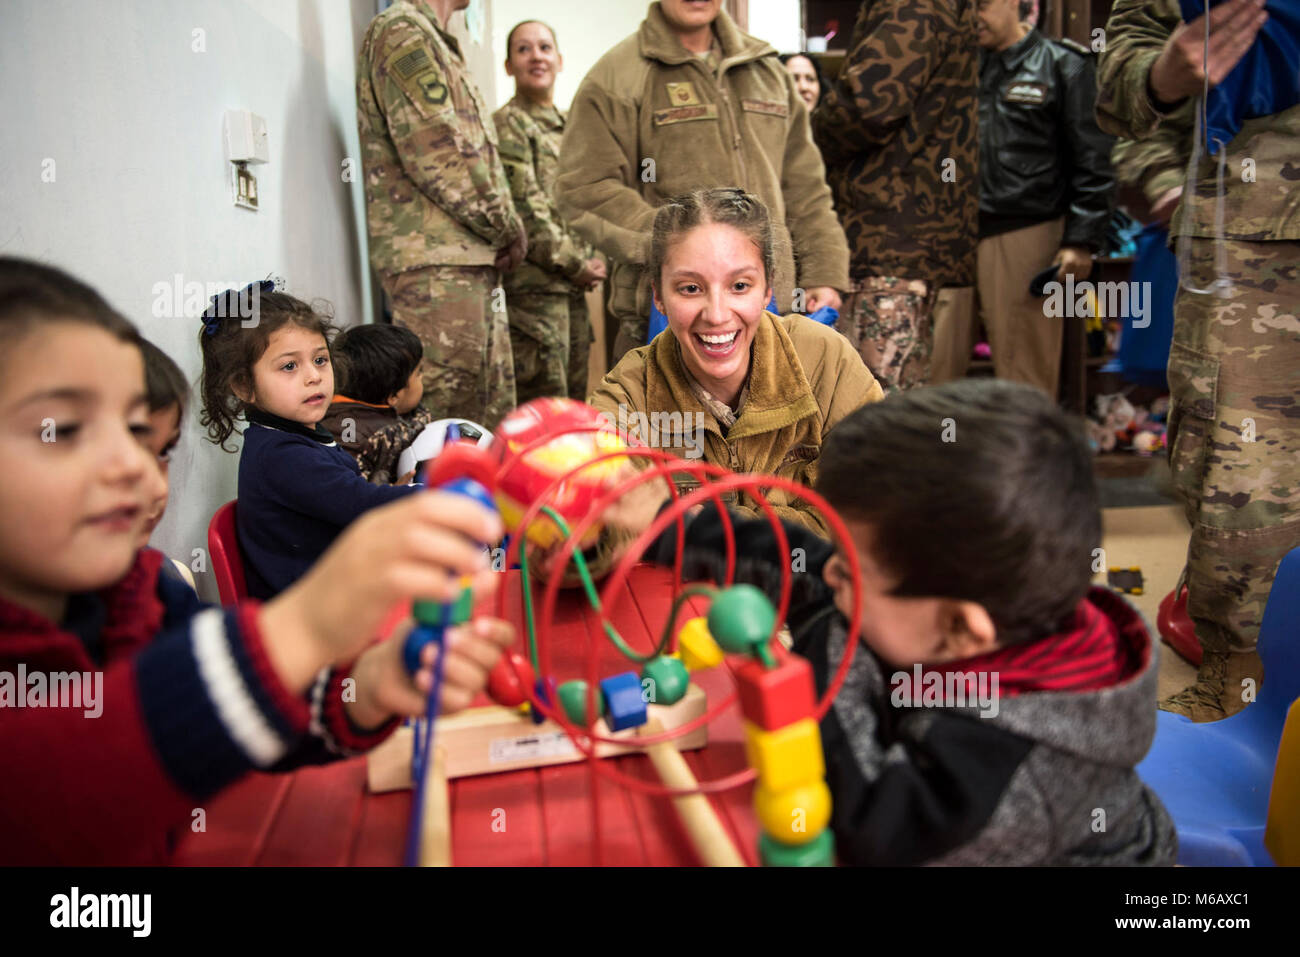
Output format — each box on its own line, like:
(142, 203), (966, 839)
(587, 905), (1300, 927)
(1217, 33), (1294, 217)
(236, 408), (416, 599)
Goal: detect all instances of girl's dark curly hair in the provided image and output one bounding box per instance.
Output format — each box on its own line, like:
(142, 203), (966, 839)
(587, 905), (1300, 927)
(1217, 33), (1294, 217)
(198, 286), (338, 450)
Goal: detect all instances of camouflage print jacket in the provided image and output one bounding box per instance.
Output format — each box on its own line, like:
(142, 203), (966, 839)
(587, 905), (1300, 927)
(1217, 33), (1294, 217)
(556, 3), (849, 323)
(493, 95), (595, 297)
(812, 0), (979, 287)
(1096, 0), (1300, 242)
(357, 0), (523, 274)
(1111, 99), (1193, 208)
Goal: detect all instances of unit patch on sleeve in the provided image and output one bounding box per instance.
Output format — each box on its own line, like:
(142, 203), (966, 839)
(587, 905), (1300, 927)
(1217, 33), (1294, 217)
(418, 74), (449, 105)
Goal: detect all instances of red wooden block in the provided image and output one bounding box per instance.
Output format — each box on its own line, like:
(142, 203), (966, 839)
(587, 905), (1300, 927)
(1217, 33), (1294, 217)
(734, 655), (816, 731)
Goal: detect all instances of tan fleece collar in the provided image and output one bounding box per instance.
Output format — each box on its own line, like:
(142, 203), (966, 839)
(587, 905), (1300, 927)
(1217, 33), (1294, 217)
(645, 312), (819, 441)
(639, 2), (772, 66)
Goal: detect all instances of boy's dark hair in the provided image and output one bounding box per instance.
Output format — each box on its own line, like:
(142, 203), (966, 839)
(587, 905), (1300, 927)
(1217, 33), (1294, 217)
(140, 339), (189, 414)
(198, 286), (337, 450)
(0, 256), (140, 349)
(817, 379), (1101, 646)
(332, 323), (423, 406)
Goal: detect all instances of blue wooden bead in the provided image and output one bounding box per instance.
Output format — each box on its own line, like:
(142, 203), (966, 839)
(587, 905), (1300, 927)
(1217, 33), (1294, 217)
(402, 623), (444, 675)
(600, 671), (647, 731)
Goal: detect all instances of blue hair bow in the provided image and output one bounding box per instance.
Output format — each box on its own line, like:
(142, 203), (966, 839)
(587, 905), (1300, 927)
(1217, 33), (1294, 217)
(201, 279), (277, 336)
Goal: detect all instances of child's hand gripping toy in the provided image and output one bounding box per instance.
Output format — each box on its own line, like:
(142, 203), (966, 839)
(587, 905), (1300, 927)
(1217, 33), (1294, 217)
(400, 449), (501, 866)
(408, 400), (632, 717)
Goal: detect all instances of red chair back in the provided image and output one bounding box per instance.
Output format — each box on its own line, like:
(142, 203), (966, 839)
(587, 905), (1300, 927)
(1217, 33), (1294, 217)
(208, 500), (248, 604)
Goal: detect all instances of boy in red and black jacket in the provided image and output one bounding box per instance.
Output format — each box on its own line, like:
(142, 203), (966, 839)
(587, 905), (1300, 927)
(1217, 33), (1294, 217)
(0, 258), (512, 864)
(647, 379), (1176, 865)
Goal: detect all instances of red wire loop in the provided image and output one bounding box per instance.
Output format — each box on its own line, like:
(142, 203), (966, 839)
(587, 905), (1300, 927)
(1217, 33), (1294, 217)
(481, 416), (865, 802)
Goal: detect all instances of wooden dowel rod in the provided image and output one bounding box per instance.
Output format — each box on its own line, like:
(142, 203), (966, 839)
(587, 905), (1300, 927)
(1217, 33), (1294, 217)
(642, 719), (745, 867)
(418, 747), (452, 867)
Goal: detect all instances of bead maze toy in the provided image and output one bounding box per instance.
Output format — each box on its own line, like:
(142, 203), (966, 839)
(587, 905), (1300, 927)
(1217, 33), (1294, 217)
(365, 398), (864, 867)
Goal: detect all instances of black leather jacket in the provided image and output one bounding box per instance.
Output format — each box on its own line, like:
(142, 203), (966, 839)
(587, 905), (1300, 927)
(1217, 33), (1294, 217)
(978, 28), (1115, 249)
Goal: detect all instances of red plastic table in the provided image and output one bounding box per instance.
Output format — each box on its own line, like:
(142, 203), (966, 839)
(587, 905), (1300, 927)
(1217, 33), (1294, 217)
(173, 566), (761, 866)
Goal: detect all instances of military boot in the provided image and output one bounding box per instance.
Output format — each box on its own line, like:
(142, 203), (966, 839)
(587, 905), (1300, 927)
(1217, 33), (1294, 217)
(1159, 649), (1264, 722)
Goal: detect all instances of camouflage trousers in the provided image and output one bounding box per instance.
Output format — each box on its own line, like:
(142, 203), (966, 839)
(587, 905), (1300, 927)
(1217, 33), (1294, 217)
(1168, 238), (1300, 656)
(837, 275), (935, 393)
(507, 287), (592, 405)
(382, 265), (515, 430)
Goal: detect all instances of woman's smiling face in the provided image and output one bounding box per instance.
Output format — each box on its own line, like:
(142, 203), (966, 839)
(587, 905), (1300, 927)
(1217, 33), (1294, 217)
(656, 222), (771, 408)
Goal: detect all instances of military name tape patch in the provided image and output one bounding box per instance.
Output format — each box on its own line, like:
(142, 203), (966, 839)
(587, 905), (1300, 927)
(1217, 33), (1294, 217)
(741, 98), (788, 118)
(652, 104), (718, 126)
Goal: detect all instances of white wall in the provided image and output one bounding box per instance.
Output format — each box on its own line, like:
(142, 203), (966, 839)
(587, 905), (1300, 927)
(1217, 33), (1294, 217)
(0, 0), (375, 600)
(747, 0), (803, 55)
(0, 0), (800, 603)
(488, 0), (650, 111)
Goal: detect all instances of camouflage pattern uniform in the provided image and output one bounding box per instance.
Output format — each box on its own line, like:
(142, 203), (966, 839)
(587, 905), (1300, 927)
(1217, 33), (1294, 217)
(357, 1), (524, 429)
(357, 404), (435, 485)
(1097, 0), (1300, 721)
(1110, 99), (1192, 210)
(493, 95), (596, 403)
(812, 0), (979, 393)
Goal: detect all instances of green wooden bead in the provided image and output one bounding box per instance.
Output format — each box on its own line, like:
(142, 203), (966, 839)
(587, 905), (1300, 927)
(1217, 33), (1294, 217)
(640, 656), (690, 706)
(413, 587), (474, 627)
(759, 830), (835, 867)
(557, 680), (605, 725)
(707, 584), (776, 655)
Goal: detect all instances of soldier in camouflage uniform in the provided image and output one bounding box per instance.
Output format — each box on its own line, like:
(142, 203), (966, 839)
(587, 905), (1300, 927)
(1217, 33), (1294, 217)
(493, 21), (606, 404)
(1097, 0), (1299, 721)
(812, 0), (980, 393)
(357, 0), (526, 430)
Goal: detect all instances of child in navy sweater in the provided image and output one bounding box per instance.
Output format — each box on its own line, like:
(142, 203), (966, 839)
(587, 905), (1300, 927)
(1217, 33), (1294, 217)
(198, 285), (417, 599)
(0, 258), (513, 864)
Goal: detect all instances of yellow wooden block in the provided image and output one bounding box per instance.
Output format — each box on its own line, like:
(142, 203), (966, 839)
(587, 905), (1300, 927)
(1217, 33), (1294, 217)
(677, 616), (723, 671)
(753, 780), (831, 846)
(743, 718), (824, 792)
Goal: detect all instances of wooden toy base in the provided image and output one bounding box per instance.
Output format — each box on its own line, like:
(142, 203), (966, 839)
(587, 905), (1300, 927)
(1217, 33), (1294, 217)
(367, 684), (709, 792)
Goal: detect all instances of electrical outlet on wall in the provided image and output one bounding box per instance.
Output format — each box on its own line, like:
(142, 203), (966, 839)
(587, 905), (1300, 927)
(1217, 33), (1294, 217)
(232, 163), (258, 210)
(224, 109), (268, 211)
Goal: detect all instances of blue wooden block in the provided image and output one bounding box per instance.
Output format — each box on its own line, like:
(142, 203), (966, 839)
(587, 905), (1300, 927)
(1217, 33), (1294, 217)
(600, 671), (647, 731)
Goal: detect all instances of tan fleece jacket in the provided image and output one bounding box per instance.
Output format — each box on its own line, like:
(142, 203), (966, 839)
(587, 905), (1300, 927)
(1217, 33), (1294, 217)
(556, 3), (850, 330)
(589, 312), (883, 535)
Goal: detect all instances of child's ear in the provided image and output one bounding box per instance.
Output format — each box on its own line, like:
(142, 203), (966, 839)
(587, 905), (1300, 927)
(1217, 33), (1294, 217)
(936, 600), (998, 660)
(230, 374), (254, 405)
